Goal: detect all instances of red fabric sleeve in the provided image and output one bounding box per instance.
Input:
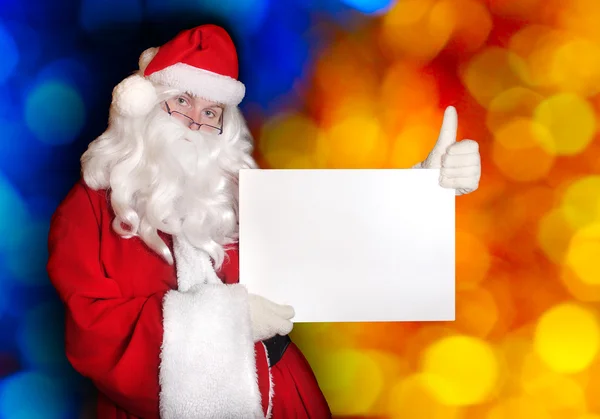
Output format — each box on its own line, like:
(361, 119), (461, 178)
(47, 203), (164, 418)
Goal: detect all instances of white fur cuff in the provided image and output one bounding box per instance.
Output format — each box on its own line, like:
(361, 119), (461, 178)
(159, 283), (264, 418)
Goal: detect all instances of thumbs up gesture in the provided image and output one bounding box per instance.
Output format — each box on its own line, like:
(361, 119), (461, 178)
(417, 106), (481, 196)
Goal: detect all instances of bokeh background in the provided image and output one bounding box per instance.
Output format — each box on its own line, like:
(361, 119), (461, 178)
(1, 0), (600, 417)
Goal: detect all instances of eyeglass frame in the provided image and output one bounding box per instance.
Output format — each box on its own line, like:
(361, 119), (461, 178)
(164, 100), (224, 135)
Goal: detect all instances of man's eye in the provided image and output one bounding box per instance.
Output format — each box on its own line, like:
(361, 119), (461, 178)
(177, 97), (188, 106)
(204, 110), (215, 118)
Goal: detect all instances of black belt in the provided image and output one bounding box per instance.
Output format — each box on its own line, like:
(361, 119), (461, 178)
(263, 334), (291, 367)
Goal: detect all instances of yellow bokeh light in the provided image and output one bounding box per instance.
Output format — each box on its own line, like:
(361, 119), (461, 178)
(380, 0), (454, 62)
(318, 116), (389, 168)
(560, 176), (600, 229)
(566, 223), (600, 286)
(560, 266), (600, 302)
(433, 0), (492, 54)
(491, 132), (554, 182)
(534, 302), (600, 373)
(533, 93), (597, 156)
(486, 396), (552, 419)
(455, 287), (499, 338)
(508, 25), (569, 88)
(520, 350), (587, 416)
(421, 335), (499, 406)
(315, 349), (384, 416)
(389, 125), (439, 168)
(379, 62), (439, 134)
(486, 87), (544, 134)
(387, 374), (463, 419)
(549, 37), (600, 97)
(492, 117), (553, 150)
(537, 208), (575, 264)
(259, 112), (319, 168)
(456, 229), (490, 290)
(462, 47), (525, 108)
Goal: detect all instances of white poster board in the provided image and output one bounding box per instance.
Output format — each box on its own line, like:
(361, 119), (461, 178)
(238, 169), (455, 323)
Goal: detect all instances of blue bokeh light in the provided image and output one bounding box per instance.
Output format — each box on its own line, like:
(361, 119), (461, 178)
(0, 175), (30, 252)
(79, 0), (143, 34)
(0, 23), (19, 84)
(339, 0), (394, 14)
(16, 302), (69, 371)
(0, 371), (72, 419)
(24, 81), (86, 146)
(242, 6), (310, 108)
(4, 220), (50, 285)
(36, 58), (97, 107)
(145, 0), (270, 36)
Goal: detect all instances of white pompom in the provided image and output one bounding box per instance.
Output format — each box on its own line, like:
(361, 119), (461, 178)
(111, 74), (157, 117)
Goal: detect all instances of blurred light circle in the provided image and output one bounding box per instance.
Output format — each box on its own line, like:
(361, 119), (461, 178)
(0, 371), (71, 419)
(455, 288), (499, 338)
(456, 229), (490, 289)
(560, 176), (600, 229)
(487, 396), (552, 419)
(560, 266), (600, 302)
(522, 367), (586, 415)
(550, 37), (600, 97)
(491, 131), (554, 182)
(0, 118), (51, 181)
(36, 58), (96, 104)
(433, 0), (492, 54)
(25, 81), (86, 145)
(0, 23), (19, 84)
(3, 22), (40, 76)
(486, 87), (544, 134)
(387, 373), (462, 419)
(259, 112), (319, 168)
(319, 116), (388, 168)
(16, 302), (68, 370)
(5, 220), (50, 284)
(380, 0), (454, 62)
(421, 335), (499, 405)
(534, 93), (596, 156)
(194, 0), (270, 35)
(508, 25), (568, 88)
(380, 63), (439, 133)
(390, 124), (439, 168)
(313, 37), (379, 127)
(537, 208), (575, 264)
(534, 302), (600, 373)
(565, 224), (600, 286)
(493, 117), (554, 151)
(462, 48), (524, 108)
(340, 0), (394, 14)
(0, 175), (30, 252)
(316, 349), (383, 415)
(79, 0), (142, 33)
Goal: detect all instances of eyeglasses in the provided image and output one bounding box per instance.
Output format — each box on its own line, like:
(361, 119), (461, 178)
(164, 101), (223, 135)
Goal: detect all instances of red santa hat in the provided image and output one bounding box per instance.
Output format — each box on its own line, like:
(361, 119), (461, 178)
(111, 24), (245, 117)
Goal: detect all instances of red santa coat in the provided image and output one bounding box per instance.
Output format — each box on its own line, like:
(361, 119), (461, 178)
(47, 180), (331, 418)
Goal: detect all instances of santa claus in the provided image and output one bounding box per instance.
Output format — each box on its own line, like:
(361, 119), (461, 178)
(47, 24), (480, 419)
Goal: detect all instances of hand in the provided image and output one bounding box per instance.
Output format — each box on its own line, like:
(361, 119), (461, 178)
(420, 106), (481, 196)
(248, 294), (295, 342)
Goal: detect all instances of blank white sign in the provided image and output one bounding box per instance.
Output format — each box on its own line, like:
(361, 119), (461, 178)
(238, 169), (455, 323)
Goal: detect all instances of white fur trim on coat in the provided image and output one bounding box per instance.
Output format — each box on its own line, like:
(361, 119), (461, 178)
(261, 342), (275, 419)
(147, 62), (245, 106)
(158, 236), (265, 418)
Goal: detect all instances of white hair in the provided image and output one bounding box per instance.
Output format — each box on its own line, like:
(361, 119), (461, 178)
(81, 84), (257, 268)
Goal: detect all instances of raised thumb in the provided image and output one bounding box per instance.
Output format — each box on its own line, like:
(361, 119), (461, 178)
(421, 106), (458, 168)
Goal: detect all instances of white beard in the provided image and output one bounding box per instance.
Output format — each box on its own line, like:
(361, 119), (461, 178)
(81, 103), (257, 268)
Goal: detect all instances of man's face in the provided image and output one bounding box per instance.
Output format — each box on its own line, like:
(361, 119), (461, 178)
(161, 94), (224, 135)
